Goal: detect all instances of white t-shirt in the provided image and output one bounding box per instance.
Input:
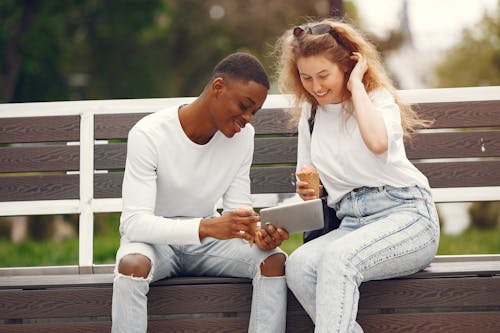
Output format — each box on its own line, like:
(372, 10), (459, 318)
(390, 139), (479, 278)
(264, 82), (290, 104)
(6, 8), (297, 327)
(120, 105), (254, 245)
(296, 88), (429, 206)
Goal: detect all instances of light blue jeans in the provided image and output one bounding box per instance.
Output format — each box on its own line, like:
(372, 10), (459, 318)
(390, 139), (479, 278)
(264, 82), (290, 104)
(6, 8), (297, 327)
(112, 237), (287, 333)
(286, 185), (440, 333)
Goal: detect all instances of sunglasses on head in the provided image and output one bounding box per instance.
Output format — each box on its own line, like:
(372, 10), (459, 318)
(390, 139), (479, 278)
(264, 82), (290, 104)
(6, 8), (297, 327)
(293, 24), (332, 38)
(293, 23), (352, 52)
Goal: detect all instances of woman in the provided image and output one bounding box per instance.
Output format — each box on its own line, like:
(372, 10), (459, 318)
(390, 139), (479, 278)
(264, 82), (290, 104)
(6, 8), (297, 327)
(275, 19), (440, 332)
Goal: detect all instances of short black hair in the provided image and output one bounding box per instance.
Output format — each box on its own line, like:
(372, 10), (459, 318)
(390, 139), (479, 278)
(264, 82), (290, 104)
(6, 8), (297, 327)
(210, 52), (270, 89)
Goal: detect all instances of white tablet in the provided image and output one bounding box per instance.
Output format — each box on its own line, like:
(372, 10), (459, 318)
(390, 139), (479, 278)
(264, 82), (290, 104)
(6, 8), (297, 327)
(259, 198), (324, 234)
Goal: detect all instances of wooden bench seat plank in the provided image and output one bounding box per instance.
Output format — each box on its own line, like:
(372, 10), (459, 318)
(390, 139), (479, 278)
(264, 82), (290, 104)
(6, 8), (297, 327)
(0, 318), (251, 333)
(91, 100), (500, 141)
(0, 146), (79, 173)
(416, 160), (500, 188)
(94, 137), (298, 170)
(358, 277), (500, 309)
(0, 323), (115, 333)
(0, 116), (80, 144)
(0, 275), (249, 289)
(0, 284), (252, 319)
(94, 143), (126, 170)
(357, 311), (500, 333)
(93, 160), (500, 198)
(250, 108), (295, 135)
(92, 130), (500, 171)
(416, 100), (500, 128)
(94, 109), (298, 138)
(407, 130), (500, 159)
(94, 113), (149, 140)
(0, 174), (79, 201)
(93, 167), (298, 198)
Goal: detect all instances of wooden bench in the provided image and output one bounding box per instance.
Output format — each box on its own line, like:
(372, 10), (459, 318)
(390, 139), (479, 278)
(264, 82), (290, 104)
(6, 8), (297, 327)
(1, 87), (500, 332)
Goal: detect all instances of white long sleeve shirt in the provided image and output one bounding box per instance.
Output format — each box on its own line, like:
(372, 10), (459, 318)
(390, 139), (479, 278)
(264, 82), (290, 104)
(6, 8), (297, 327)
(119, 105), (254, 245)
(296, 88), (429, 206)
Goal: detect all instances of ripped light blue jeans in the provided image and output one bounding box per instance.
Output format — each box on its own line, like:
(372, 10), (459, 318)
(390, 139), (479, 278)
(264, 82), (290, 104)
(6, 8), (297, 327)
(111, 237), (286, 333)
(286, 185), (440, 333)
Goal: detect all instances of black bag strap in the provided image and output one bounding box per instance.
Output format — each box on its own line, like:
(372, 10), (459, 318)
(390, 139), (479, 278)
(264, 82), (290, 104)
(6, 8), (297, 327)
(308, 104), (318, 135)
(306, 104), (328, 198)
(303, 104), (341, 243)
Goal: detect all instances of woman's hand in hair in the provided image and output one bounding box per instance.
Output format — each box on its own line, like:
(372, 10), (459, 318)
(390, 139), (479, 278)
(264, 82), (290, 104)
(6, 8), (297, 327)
(347, 52), (368, 92)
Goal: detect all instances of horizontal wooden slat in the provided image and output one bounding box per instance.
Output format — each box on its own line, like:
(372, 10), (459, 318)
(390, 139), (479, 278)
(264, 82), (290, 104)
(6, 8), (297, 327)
(252, 108), (295, 135)
(0, 283), (252, 319)
(0, 274), (250, 289)
(94, 173), (123, 198)
(415, 160), (500, 188)
(94, 113), (149, 139)
(0, 322), (112, 333)
(94, 144), (126, 170)
(149, 283), (252, 315)
(287, 312), (500, 333)
(94, 109), (297, 139)
(94, 167), (297, 198)
(1, 313), (499, 333)
(0, 146), (79, 173)
(94, 160), (500, 199)
(0, 116), (80, 144)
(407, 130), (500, 159)
(250, 167), (296, 193)
(94, 137), (299, 170)
(284, 277), (500, 313)
(358, 277), (500, 309)
(357, 312), (500, 333)
(254, 137), (297, 164)
(415, 100), (500, 129)
(0, 318), (251, 333)
(285, 314), (314, 333)
(0, 175), (79, 201)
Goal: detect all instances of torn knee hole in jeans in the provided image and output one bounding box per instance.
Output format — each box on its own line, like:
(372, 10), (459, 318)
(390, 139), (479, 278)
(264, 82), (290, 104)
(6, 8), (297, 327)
(115, 272), (153, 282)
(259, 253), (286, 277)
(114, 265), (154, 282)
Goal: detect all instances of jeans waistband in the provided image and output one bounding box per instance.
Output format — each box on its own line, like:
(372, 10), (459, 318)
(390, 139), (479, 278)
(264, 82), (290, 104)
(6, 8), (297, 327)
(351, 185), (432, 197)
(351, 186), (385, 193)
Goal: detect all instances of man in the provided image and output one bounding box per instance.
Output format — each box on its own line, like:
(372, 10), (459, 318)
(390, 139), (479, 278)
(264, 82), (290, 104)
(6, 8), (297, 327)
(112, 52), (289, 333)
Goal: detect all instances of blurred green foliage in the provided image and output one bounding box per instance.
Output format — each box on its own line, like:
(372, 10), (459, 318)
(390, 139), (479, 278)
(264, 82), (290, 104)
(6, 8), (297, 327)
(1, 0), (361, 102)
(434, 3), (500, 87)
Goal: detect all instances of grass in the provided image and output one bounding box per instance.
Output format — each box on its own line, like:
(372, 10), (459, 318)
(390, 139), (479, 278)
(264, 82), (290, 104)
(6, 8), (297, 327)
(437, 228), (500, 255)
(0, 227), (498, 267)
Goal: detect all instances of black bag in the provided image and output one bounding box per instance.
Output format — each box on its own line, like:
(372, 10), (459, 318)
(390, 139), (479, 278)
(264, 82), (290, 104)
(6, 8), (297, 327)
(303, 104), (341, 243)
(303, 195), (341, 242)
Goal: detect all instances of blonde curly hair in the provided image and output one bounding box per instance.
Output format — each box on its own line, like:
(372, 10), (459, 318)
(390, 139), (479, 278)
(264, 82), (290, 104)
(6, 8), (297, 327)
(274, 18), (429, 139)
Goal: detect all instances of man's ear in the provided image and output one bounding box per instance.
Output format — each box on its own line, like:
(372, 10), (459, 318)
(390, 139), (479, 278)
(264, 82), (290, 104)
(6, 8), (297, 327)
(211, 77), (225, 97)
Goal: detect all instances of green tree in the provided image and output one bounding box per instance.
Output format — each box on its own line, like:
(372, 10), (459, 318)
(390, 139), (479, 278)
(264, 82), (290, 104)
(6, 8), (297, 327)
(1, 0), (359, 102)
(434, 3), (500, 87)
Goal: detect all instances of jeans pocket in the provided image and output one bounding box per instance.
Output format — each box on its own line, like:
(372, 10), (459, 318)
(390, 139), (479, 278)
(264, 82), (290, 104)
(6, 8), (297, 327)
(383, 186), (418, 204)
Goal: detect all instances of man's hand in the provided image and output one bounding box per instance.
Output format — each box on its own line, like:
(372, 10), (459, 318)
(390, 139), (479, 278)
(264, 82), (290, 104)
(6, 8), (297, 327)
(199, 207), (259, 243)
(255, 223), (289, 250)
